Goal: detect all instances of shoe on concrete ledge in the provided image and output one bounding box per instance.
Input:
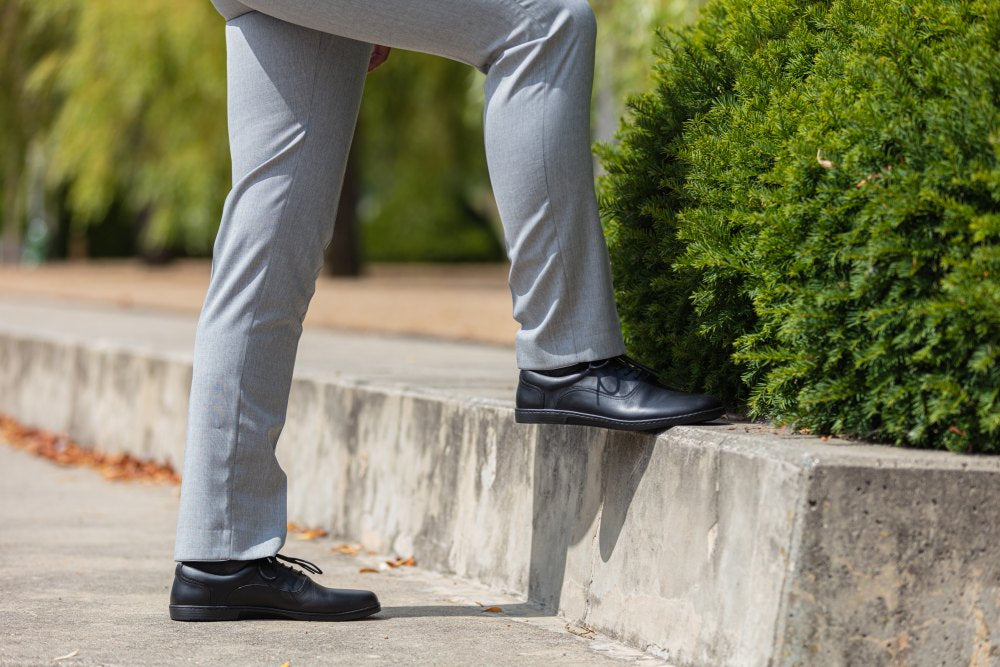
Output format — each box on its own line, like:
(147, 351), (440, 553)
(515, 355), (724, 432)
(169, 554), (380, 622)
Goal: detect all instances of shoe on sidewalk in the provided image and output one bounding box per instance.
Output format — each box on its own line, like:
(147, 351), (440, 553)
(169, 554), (380, 622)
(515, 355), (724, 432)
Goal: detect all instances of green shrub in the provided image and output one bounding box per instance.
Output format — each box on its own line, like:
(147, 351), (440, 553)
(599, 0), (1000, 452)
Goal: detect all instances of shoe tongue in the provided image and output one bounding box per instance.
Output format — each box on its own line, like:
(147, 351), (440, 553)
(183, 560), (252, 575)
(533, 361), (590, 377)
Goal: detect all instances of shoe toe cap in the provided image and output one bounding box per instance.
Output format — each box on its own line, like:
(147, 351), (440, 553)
(690, 392), (724, 416)
(327, 587), (380, 611)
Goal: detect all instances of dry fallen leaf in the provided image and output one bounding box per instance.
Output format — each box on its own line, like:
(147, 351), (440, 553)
(359, 567), (379, 574)
(815, 148), (835, 170)
(287, 523), (327, 540)
(565, 624), (596, 639)
(0, 414), (179, 485)
(855, 171), (881, 188)
(331, 543), (362, 556)
(385, 556), (417, 568)
(295, 528), (328, 541)
(482, 606), (503, 613)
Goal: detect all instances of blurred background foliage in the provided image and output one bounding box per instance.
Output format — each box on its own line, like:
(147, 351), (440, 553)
(0, 0), (703, 267)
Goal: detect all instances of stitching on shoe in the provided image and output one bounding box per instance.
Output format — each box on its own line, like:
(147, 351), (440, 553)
(522, 407), (721, 426)
(518, 381), (545, 408)
(558, 383), (642, 404)
(177, 570), (213, 589)
(176, 569), (214, 604)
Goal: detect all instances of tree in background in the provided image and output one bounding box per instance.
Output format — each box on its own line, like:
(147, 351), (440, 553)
(0, 1), (66, 261)
(24, 0), (229, 259)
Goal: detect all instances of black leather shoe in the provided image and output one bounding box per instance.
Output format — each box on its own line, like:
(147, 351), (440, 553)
(169, 554), (380, 622)
(515, 355), (724, 431)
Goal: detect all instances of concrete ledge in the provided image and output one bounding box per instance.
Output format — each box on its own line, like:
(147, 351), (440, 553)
(1, 296), (997, 665)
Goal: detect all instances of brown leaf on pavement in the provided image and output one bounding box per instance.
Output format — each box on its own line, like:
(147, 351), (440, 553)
(482, 606), (503, 613)
(0, 413), (179, 485)
(359, 567), (379, 574)
(565, 624), (596, 639)
(295, 528), (328, 541)
(385, 556), (416, 568)
(331, 543), (362, 555)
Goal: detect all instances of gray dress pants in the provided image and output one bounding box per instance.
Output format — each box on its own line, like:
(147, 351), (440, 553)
(175, 0), (625, 561)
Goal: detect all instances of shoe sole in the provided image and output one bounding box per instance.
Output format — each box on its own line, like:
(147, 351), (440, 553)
(514, 406), (724, 432)
(169, 603), (381, 622)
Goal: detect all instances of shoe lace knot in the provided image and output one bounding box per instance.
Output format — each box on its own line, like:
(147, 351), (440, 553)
(267, 553), (323, 576)
(589, 354), (658, 396)
(615, 354), (658, 381)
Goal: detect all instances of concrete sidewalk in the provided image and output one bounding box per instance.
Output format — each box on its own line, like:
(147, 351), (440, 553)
(0, 259), (518, 346)
(0, 293), (518, 404)
(0, 444), (661, 666)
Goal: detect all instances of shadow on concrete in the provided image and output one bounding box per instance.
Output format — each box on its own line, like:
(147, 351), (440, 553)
(526, 425), (657, 612)
(377, 603), (554, 618)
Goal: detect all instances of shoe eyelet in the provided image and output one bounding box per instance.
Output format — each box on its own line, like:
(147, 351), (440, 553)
(258, 564), (277, 581)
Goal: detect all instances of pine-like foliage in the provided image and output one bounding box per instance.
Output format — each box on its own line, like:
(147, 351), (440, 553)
(599, 0), (1000, 452)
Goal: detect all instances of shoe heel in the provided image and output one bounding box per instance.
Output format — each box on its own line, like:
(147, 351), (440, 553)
(515, 409), (567, 425)
(169, 605), (241, 622)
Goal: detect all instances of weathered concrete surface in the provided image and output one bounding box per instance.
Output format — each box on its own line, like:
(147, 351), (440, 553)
(0, 444), (660, 666)
(1, 295), (998, 666)
(778, 465), (1000, 665)
(0, 295), (515, 469)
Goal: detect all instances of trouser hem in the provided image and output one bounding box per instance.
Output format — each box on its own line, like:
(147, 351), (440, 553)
(174, 532), (284, 563)
(515, 333), (626, 370)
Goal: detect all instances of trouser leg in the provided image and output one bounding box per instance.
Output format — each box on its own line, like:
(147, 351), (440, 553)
(174, 12), (370, 560)
(219, 0), (627, 369)
(176, 0), (628, 561)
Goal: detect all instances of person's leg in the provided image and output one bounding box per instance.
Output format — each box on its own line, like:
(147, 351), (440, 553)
(216, 0), (627, 370)
(174, 11), (371, 562)
(176, 0), (719, 567)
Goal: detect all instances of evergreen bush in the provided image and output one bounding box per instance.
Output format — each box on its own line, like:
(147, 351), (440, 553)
(599, 0), (1000, 452)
